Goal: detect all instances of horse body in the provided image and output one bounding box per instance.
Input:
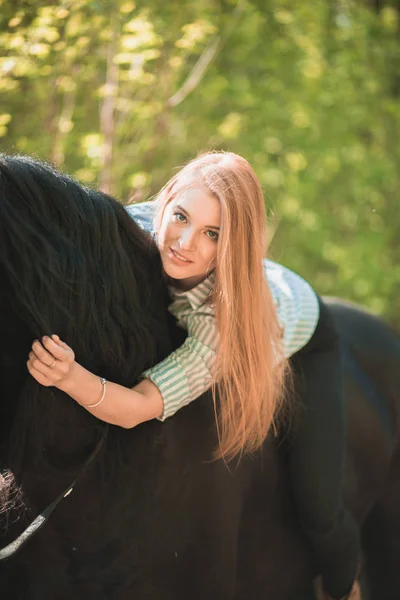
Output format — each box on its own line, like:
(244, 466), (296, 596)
(0, 341), (309, 599)
(328, 300), (400, 599)
(0, 396), (308, 599)
(0, 154), (399, 599)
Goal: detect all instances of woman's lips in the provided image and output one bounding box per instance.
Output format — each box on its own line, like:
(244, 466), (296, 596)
(168, 247), (193, 265)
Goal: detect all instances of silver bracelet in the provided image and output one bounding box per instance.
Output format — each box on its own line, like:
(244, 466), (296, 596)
(84, 377), (107, 409)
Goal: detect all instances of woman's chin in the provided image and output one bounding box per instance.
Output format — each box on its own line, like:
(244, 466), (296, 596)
(161, 260), (181, 276)
(161, 255), (191, 278)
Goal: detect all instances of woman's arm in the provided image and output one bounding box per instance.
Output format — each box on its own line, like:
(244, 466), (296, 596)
(27, 335), (163, 428)
(142, 305), (218, 420)
(28, 300), (218, 426)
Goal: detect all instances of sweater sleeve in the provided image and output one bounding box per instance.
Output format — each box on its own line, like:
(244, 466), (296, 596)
(265, 260), (320, 358)
(125, 201), (156, 235)
(142, 304), (217, 420)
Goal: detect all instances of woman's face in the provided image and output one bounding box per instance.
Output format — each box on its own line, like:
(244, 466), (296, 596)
(157, 186), (221, 290)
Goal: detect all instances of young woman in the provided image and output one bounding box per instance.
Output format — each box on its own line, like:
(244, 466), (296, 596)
(27, 152), (359, 600)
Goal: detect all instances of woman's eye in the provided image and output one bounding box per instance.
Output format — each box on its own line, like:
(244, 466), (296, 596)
(206, 230), (218, 241)
(174, 212), (186, 223)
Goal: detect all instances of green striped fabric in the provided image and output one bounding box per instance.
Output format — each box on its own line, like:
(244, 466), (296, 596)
(143, 262), (319, 421)
(127, 201), (320, 421)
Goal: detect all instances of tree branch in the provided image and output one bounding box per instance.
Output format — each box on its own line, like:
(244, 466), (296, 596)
(167, 0), (246, 108)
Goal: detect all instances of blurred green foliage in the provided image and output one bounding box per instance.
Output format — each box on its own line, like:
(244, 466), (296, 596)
(1, 0), (399, 324)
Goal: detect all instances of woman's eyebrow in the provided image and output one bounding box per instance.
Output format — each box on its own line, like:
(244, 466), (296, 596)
(175, 204), (220, 231)
(175, 204), (189, 216)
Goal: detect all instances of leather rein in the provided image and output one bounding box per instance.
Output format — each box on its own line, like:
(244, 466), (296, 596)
(0, 428), (107, 560)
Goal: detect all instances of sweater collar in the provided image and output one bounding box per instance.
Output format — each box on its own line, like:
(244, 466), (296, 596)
(170, 270), (216, 310)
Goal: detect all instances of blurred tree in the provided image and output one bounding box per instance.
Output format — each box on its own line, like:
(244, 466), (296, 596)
(1, 0), (399, 324)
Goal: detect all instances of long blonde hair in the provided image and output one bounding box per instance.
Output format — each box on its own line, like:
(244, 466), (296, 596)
(155, 152), (291, 461)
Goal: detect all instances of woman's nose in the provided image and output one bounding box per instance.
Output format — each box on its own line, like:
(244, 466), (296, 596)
(179, 228), (196, 251)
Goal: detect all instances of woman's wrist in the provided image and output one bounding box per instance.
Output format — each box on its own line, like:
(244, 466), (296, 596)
(59, 362), (108, 410)
(56, 361), (86, 395)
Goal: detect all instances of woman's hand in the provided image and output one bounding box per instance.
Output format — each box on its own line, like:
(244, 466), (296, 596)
(27, 334), (76, 389)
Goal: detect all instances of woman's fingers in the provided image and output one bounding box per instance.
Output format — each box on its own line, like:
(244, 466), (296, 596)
(28, 350), (51, 373)
(41, 336), (73, 361)
(28, 336), (75, 387)
(27, 361), (52, 387)
(28, 349), (67, 383)
(32, 339), (57, 366)
(51, 334), (71, 351)
(27, 351), (57, 380)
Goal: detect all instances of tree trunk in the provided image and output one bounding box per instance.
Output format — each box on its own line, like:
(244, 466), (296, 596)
(99, 13), (119, 194)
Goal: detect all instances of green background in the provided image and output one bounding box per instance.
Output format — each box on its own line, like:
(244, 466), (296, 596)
(1, 0), (399, 325)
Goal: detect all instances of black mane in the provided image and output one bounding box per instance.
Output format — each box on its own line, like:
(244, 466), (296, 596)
(0, 154), (169, 381)
(0, 154), (171, 477)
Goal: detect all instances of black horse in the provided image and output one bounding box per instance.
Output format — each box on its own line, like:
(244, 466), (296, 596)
(0, 154), (399, 600)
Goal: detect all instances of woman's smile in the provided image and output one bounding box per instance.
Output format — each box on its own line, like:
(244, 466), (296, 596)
(168, 247), (193, 265)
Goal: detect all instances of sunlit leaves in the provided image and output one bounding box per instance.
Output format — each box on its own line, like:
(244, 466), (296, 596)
(285, 153), (307, 172)
(175, 19), (216, 50)
(120, 2), (136, 15)
(217, 112), (243, 139)
(381, 7), (398, 32)
(128, 171), (150, 188)
(274, 9), (294, 25)
(81, 133), (104, 161)
(0, 112), (11, 137)
(1, 0), (399, 322)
